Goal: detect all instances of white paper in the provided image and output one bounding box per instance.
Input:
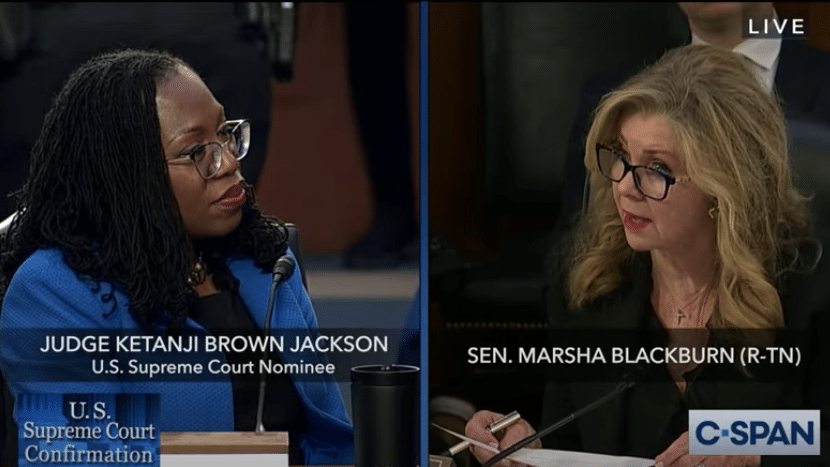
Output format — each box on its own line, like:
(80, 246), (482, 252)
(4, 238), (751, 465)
(161, 453), (288, 467)
(509, 449), (653, 467)
(433, 423), (653, 467)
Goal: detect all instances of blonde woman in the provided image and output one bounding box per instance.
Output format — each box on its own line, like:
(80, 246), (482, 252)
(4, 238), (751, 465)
(466, 45), (829, 467)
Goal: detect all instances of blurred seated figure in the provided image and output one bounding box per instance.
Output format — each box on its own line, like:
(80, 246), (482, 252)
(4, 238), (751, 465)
(787, 118), (830, 231)
(343, 2), (417, 269)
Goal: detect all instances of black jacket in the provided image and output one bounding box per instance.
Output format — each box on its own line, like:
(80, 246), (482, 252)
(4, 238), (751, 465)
(542, 234), (830, 465)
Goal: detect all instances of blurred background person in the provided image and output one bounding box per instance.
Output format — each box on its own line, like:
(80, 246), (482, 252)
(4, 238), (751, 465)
(342, 2), (418, 269)
(465, 44), (829, 467)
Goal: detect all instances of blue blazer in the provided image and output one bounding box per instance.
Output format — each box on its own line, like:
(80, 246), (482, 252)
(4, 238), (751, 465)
(0, 248), (354, 465)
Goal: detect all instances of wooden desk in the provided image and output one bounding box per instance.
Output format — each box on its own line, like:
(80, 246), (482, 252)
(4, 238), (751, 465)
(161, 432), (288, 454)
(161, 432), (288, 467)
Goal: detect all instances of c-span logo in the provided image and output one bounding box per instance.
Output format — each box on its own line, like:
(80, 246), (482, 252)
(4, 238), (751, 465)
(689, 410), (820, 456)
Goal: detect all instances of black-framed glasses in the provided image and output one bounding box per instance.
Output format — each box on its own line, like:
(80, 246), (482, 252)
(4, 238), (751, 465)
(168, 119), (250, 179)
(596, 144), (690, 201)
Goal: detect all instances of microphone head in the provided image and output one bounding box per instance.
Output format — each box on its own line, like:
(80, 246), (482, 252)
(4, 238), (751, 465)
(272, 255), (296, 277)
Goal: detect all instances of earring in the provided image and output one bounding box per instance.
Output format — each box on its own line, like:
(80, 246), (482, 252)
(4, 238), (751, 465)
(708, 205), (718, 220)
(187, 252), (207, 286)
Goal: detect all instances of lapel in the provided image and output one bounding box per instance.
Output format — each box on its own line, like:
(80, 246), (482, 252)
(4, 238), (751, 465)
(225, 256), (324, 369)
(565, 255), (680, 456)
(569, 381), (629, 455)
(223, 256), (354, 451)
(227, 256), (306, 331)
(227, 258), (272, 328)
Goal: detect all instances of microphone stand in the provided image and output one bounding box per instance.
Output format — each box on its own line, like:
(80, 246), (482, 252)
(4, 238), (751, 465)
(255, 255), (295, 433)
(236, 2), (297, 81)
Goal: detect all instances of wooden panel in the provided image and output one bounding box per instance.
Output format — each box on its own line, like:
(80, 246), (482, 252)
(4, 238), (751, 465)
(774, 2), (830, 52)
(161, 431), (288, 454)
(806, 2), (830, 52)
(257, 3), (420, 254)
(428, 3), (487, 257)
(256, 3), (372, 254)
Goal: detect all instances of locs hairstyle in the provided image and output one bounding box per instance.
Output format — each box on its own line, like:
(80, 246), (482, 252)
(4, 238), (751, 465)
(0, 49), (287, 332)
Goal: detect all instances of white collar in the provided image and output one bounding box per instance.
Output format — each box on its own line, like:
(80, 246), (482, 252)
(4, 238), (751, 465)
(690, 32), (781, 72)
(691, 31), (780, 94)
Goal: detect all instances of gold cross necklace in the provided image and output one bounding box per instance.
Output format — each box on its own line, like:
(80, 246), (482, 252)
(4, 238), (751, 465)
(673, 286), (712, 325)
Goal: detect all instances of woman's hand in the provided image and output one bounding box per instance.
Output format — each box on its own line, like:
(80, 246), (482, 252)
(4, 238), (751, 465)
(655, 431), (761, 467)
(464, 410), (541, 467)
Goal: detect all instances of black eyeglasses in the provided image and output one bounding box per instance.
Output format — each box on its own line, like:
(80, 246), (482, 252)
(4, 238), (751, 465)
(167, 119), (250, 179)
(596, 144), (689, 201)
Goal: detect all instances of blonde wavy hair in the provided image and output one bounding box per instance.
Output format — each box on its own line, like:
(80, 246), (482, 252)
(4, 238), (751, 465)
(567, 44), (814, 330)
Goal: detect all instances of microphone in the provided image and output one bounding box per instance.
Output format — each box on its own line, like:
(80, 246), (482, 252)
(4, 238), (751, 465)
(271, 2), (297, 81)
(271, 255), (296, 279)
(480, 365), (648, 467)
(236, 2), (298, 81)
(255, 254), (296, 433)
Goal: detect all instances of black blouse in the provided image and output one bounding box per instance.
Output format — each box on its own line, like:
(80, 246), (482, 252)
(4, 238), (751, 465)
(541, 249), (830, 465)
(189, 289), (308, 464)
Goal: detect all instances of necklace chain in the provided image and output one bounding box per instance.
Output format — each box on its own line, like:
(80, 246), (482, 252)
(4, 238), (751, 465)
(652, 280), (714, 327)
(674, 286), (711, 325)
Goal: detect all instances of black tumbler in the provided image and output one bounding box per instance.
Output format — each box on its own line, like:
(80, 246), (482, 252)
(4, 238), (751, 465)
(351, 364), (419, 467)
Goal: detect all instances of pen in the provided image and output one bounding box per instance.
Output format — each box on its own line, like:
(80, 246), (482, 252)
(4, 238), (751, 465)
(442, 411), (522, 456)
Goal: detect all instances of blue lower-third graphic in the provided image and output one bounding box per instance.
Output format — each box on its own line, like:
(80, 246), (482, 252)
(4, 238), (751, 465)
(689, 409), (820, 456)
(17, 393), (160, 466)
